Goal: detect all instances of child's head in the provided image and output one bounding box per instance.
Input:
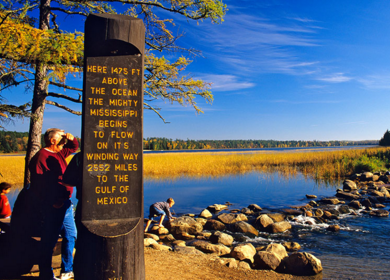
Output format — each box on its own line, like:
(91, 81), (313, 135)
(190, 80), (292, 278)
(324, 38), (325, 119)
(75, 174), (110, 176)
(0, 182), (11, 195)
(167, 197), (175, 207)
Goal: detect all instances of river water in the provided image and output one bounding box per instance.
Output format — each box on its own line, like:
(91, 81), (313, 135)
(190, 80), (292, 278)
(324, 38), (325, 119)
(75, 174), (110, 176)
(6, 153), (390, 279)
(144, 172), (390, 280)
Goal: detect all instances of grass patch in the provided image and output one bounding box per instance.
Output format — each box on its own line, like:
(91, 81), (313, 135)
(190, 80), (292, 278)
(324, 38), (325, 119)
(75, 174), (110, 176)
(1, 147), (389, 187)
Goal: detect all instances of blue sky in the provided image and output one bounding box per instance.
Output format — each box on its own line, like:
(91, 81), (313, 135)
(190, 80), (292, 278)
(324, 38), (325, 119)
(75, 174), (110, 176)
(3, 0), (390, 141)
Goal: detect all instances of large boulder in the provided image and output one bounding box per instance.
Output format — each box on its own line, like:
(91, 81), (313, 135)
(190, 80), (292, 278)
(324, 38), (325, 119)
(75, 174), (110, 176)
(144, 238), (157, 247)
(361, 172), (374, 181)
(267, 213), (286, 222)
(195, 218), (207, 226)
(336, 190), (360, 200)
(284, 252), (323, 275)
(248, 204), (262, 212)
(204, 219), (226, 231)
(320, 198), (340, 205)
(268, 221), (292, 233)
(209, 231), (234, 247)
(255, 214), (274, 231)
(199, 209), (213, 219)
(338, 205), (351, 214)
(217, 213), (248, 224)
(369, 190), (385, 197)
(343, 180), (357, 192)
(187, 240), (231, 256)
(150, 225), (169, 235)
(230, 243), (256, 263)
(144, 233), (159, 241)
(167, 216), (203, 237)
(240, 207), (253, 215)
(379, 186), (390, 198)
(254, 251), (283, 271)
(207, 204), (228, 212)
(230, 221), (259, 237)
(348, 200), (361, 210)
(265, 243), (288, 260)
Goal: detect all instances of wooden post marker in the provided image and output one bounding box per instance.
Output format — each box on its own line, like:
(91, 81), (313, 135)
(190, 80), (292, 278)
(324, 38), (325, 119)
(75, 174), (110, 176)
(77, 13), (145, 280)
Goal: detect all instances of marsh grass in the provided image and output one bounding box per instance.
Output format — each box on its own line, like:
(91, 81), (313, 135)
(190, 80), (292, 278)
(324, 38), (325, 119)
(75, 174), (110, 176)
(0, 155), (74, 189)
(1, 147), (389, 187)
(144, 147), (390, 181)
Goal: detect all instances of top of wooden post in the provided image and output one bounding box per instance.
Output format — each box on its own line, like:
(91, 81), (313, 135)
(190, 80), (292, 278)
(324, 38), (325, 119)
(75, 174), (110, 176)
(85, 13), (145, 57)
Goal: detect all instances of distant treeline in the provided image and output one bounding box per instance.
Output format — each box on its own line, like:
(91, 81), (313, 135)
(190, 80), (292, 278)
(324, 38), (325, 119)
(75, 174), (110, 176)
(143, 137), (379, 151)
(0, 131), (81, 153)
(0, 131), (379, 153)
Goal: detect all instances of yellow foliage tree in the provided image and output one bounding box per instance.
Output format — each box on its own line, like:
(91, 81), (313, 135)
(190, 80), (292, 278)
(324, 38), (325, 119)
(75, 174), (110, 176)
(0, 0), (226, 184)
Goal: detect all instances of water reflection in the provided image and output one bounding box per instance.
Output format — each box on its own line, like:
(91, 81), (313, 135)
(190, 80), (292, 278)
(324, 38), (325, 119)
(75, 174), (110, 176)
(144, 171), (340, 216)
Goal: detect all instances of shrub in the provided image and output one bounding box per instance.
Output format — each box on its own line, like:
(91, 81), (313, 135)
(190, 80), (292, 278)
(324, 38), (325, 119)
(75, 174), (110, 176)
(353, 155), (387, 173)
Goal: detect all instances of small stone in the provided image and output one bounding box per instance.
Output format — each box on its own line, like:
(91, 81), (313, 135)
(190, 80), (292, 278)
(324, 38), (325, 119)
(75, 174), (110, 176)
(174, 246), (204, 255)
(309, 200), (319, 207)
(172, 240), (186, 247)
(151, 243), (172, 251)
(314, 209), (324, 217)
(327, 225), (340, 232)
(238, 261), (252, 270)
(282, 242), (301, 251)
(369, 210), (389, 217)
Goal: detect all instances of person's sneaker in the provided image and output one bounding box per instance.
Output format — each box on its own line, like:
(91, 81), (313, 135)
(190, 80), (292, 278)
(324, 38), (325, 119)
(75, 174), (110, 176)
(60, 272), (74, 280)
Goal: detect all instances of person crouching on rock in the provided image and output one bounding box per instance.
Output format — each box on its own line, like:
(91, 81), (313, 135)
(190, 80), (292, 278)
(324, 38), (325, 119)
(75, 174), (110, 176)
(144, 198), (175, 233)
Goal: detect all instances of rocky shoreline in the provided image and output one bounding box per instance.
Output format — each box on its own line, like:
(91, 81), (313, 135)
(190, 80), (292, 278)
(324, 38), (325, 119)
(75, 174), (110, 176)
(144, 171), (390, 277)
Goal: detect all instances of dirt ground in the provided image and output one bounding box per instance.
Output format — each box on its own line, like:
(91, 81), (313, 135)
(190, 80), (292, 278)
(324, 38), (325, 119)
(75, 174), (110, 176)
(8, 248), (322, 280)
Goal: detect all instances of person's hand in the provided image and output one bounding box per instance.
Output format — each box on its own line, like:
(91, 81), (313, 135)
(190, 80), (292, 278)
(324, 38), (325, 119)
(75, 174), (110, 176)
(65, 133), (74, 141)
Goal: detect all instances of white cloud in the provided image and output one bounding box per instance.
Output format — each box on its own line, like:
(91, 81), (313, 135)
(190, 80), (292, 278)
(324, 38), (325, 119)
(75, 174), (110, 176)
(201, 74), (255, 92)
(358, 74), (390, 89)
(316, 73), (353, 83)
(270, 99), (340, 104)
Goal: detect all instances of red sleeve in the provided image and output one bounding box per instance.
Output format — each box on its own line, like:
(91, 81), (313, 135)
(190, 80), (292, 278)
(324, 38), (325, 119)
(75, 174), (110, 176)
(60, 138), (79, 159)
(0, 195), (12, 218)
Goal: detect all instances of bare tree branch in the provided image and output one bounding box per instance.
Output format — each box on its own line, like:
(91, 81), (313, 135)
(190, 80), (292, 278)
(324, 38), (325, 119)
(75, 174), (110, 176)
(45, 100), (81, 115)
(49, 81), (82, 92)
(47, 92), (82, 103)
(144, 101), (169, 123)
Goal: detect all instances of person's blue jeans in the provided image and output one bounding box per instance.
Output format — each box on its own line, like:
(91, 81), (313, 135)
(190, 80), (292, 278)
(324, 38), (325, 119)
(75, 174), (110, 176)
(39, 200), (77, 279)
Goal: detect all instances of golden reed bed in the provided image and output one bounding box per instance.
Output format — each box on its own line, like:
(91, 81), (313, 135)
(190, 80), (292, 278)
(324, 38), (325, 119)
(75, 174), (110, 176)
(1, 146), (389, 188)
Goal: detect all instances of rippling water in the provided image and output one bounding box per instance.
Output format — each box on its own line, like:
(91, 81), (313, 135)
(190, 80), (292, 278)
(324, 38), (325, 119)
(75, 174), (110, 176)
(8, 171), (390, 279)
(144, 172), (390, 280)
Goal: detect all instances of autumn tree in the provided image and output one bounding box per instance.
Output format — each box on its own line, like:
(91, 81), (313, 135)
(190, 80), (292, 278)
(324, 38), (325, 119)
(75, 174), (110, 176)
(0, 0), (226, 184)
